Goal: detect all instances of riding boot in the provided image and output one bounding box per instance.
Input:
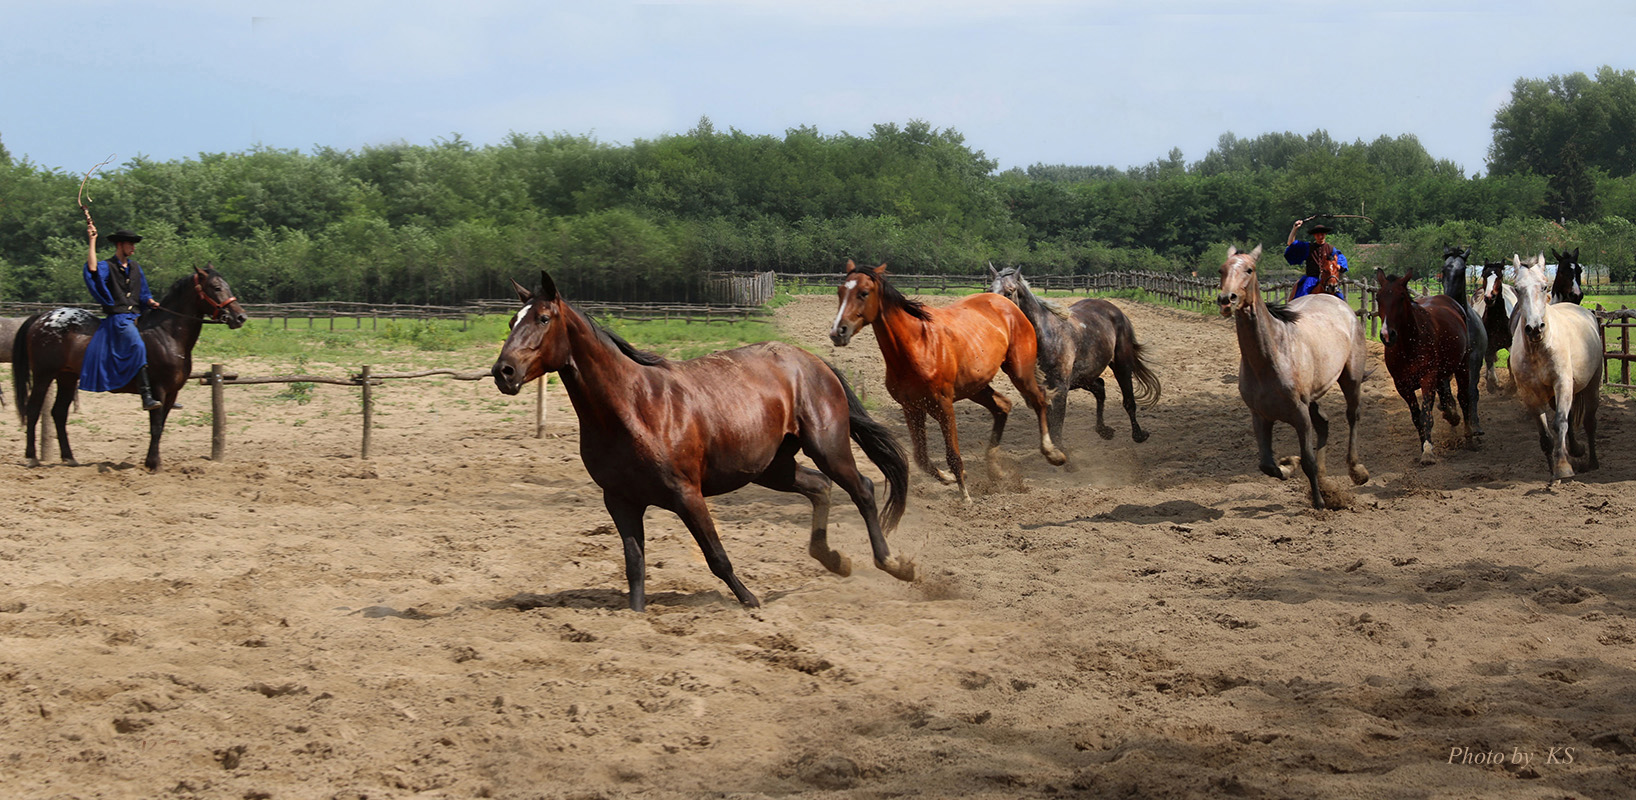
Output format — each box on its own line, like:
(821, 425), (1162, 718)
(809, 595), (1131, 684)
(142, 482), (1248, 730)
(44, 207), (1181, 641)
(138, 366), (162, 411)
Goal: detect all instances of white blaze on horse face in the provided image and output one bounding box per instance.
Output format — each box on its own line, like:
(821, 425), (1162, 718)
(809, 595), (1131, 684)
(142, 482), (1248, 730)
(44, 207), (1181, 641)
(832, 279), (859, 334)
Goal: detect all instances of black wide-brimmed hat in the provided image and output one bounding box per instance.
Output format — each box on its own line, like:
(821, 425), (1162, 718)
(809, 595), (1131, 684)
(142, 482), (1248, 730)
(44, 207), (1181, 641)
(106, 229), (143, 244)
(1308, 223), (1334, 235)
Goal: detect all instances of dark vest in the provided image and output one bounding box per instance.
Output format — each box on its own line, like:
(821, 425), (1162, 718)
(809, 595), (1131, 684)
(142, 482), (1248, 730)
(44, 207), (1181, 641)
(1303, 243), (1335, 278)
(101, 259), (142, 315)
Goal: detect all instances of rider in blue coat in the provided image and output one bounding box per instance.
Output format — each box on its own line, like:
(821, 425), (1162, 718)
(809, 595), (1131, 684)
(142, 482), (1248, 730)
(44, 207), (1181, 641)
(82, 222), (161, 409)
(1284, 219), (1348, 300)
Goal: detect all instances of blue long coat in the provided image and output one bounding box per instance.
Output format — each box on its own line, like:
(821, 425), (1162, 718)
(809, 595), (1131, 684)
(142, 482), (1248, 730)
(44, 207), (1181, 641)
(79, 259), (153, 392)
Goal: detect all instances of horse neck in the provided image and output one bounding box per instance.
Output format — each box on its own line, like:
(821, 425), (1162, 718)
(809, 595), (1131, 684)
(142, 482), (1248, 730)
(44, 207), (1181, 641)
(1232, 286), (1293, 373)
(147, 292), (206, 352)
(869, 301), (934, 367)
(1385, 296), (1430, 346)
(554, 305), (648, 430)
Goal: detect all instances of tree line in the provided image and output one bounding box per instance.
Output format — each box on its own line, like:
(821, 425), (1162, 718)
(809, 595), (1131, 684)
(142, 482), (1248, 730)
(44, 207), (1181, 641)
(2, 66), (1633, 306)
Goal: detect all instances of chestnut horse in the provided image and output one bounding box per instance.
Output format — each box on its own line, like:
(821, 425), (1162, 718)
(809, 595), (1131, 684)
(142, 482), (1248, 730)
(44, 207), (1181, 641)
(1375, 264), (1481, 464)
(491, 271), (915, 612)
(12, 266), (246, 471)
(987, 265), (1160, 445)
(829, 261), (1066, 502)
(1509, 253), (1602, 483)
(1470, 261), (1516, 392)
(1216, 245), (1368, 509)
(1550, 247), (1584, 304)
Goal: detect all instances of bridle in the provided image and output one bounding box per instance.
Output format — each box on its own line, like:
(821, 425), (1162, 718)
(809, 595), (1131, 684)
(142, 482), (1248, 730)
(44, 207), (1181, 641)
(193, 271), (238, 322)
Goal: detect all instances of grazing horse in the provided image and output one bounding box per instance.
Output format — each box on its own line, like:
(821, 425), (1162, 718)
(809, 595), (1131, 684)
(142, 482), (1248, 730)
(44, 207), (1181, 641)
(1375, 265), (1481, 464)
(829, 261), (1066, 502)
(1550, 247), (1584, 304)
(1509, 253), (1602, 483)
(1215, 245), (1368, 509)
(1470, 261), (1517, 392)
(12, 266), (246, 471)
(986, 264), (1160, 445)
(491, 271), (915, 612)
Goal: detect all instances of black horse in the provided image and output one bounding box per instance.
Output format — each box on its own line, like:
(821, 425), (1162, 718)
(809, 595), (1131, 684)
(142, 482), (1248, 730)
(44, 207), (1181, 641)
(1439, 247), (1488, 437)
(12, 266), (247, 470)
(1471, 260), (1516, 392)
(1550, 247), (1584, 304)
(987, 265), (1160, 447)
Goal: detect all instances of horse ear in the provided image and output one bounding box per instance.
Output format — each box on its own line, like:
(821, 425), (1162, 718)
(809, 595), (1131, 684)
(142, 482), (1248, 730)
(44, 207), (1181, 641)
(872, 263), (888, 276)
(511, 278), (533, 304)
(845, 259), (857, 273)
(1572, 247), (1580, 262)
(987, 262), (998, 280)
(539, 271), (559, 301)
(1248, 244), (1262, 260)
(1461, 247), (1471, 260)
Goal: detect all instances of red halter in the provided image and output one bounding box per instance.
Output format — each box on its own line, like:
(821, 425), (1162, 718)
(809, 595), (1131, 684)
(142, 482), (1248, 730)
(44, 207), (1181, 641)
(194, 271), (237, 321)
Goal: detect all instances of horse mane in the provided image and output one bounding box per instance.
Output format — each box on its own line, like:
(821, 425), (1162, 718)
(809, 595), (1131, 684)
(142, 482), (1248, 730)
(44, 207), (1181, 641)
(996, 268), (1071, 321)
(593, 318), (669, 367)
(851, 264), (932, 321)
(1264, 301), (1302, 324)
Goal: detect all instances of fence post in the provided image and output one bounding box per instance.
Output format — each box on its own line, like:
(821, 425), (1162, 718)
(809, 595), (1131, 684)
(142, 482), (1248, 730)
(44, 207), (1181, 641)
(210, 363), (226, 461)
(1623, 305), (1630, 388)
(360, 365), (373, 460)
(535, 376), (547, 439)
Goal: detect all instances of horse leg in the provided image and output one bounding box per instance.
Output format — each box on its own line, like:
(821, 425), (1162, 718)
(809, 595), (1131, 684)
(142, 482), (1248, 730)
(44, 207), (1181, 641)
(604, 499), (650, 612)
(1004, 366), (1067, 466)
(753, 449), (850, 577)
(932, 396), (971, 502)
(1435, 378), (1461, 430)
(1547, 388), (1575, 483)
(800, 433), (915, 582)
(1398, 380), (1435, 464)
(968, 386), (1012, 452)
(1338, 376), (1369, 486)
(143, 403), (173, 472)
(1464, 347), (1484, 437)
(1309, 400), (1330, 459)
(1088, 376), (1115, 440)
(903, 404), (956, 485)
(1252, 413), (1288, 480)
(50, 378), (78, 466)
(1578, 382), (1600, 472)
(1111, 363), (1149, 443)
(21, 378), (49, 467)
(674, 490), (760, 608)
(1290, 409), (1326, 510)
(1046, 382), (1070, 450)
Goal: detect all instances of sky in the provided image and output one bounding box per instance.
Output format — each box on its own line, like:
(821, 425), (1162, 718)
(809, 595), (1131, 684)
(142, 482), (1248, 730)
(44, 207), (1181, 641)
(3, 0), (1632, 179)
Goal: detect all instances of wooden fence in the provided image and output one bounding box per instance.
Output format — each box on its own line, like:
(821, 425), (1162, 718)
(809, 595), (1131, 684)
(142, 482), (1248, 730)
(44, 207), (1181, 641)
(1594, 305), (1636, 390)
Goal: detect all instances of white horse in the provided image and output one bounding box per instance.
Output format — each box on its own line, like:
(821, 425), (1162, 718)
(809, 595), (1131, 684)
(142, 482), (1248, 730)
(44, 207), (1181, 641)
(1216, 245), (1369, 509)
(1508, 253), (1603, 483)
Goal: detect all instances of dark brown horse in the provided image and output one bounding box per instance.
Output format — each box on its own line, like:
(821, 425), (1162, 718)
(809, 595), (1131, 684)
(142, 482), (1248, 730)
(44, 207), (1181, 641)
(987, 265), (1160, 445)
(1376, 264), (1481, 465)
(829, 261), (1066, 502)
(1550, 247), (1584, 304)
(491, 271), (915, 612)
(12, 266), (247, 471)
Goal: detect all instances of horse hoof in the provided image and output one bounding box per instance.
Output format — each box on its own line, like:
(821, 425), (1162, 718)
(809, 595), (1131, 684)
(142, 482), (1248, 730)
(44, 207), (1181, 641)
(877, 557), (916, 582)
(25, 458), (39, 468)
(1096, 426), (1116, 441)
(1045, 449), (1068, 466)
(1131, 429), (1149, 443)
(1349, 464), (1370, 485)
(933, 469), (957, 485)
(1419, 443), (1437, 465)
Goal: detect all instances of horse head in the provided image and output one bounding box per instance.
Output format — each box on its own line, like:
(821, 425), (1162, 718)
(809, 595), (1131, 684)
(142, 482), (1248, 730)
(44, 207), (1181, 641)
(1440, 246), (1472, 301)
(987, 263), (1026, 305)
(830, 260), (887, 346)
(1514, 253), (1553, 342)
(190, 265), (249, 328)
(1215, 244), (1263, 317)
(492, 270), (571, 395)
(1480, 261), (1508, 303)
(1374, 269), (1416, 348)
(1549, 247), (1584, 304)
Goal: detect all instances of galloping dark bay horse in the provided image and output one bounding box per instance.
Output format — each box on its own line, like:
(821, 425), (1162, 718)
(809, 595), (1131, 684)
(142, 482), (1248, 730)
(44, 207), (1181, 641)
(829, 261), (1066, 502)
(1374, 258), (1483, 465)
(987, 265), (1160, 446)
(1550, 247), (1584, 304)
(12, 266), (246, 471)
(491, 271), (915, 612)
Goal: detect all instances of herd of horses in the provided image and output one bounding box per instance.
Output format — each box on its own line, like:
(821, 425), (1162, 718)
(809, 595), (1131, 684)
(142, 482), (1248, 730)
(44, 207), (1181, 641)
(4, 247), (1608, 611)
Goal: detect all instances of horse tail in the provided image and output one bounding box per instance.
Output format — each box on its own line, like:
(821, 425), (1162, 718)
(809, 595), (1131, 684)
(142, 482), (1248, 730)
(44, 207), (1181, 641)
(12, 314), (37, 425)
(826, 362), (909, 535)
(1114, 313), (1161, 409)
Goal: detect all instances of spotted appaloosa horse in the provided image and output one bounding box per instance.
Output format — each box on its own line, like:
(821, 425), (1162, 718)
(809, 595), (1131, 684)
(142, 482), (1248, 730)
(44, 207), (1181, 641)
(491, 271), (915, 612)
(1216, 245), (1368, 509)
(829, 261), (1066, 502)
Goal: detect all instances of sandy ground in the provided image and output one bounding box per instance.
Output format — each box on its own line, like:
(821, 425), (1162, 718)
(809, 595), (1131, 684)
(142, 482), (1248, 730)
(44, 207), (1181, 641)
(1, 293), (1633, 800)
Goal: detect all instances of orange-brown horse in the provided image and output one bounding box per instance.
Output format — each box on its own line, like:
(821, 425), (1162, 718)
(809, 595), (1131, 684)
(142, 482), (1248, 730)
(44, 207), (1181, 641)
(829, 261), (1066, 501)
